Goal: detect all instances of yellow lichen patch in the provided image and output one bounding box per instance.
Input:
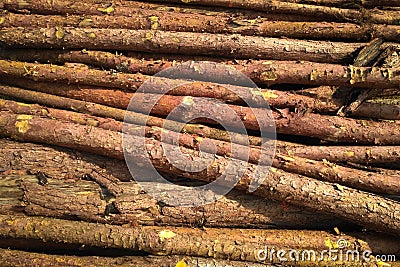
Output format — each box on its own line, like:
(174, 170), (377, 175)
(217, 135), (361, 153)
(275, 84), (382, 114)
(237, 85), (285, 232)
(344, 151), (355, 157)
(182, 96), (194, 106)
(87, 32), (96, 38)
(333, 227), (340, 235)
(322, 159), (335, 167)
(175, 259), (187, 267)
(145, 31), (154, 40)
(366, 149), (371, 157)
(148, 15), (159, 30)
(79, 18), (93, 27)
(181, 0), (192, 3)
(0, 17), (5, 25)
(324, 238), (339, 249)
(309, 69), (318, 81)
(278, 155), (295, 162)
(172, 37), (180, 43)
(376, 260), (391, 267)
(55, 27), (65, 39)
(17, 102), (32, 107)
(262, 91), (279, 100)
(159, 230), (176, 241)
(97, 5), (114, 14)
(15, 115), (32, 133)
(260, 70), (278, 81)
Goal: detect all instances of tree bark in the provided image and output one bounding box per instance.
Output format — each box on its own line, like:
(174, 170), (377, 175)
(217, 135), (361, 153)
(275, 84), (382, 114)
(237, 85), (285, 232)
(2, 12), (400, 42)
(0, 112), (399, 235)
(0, 214), (399, 265)
(140, 0), (400, 24)
(4, 80), (400, 145)
(0, 248), (273, 267)
(0, 170), (354, 230)
(0, 28), (364, 63)
(2, 56), (400, 91)
(1, 96), (398, 195)
(277, 144), (400, 165)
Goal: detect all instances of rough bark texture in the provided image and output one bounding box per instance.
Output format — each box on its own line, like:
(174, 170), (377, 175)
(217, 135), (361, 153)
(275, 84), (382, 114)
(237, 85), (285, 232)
(278, 144), (400, 165)
(0, 112), (399, 235)
(0, 249), (273, 267)
(4, 55), (400, 90)
(0, 170), (354, 230)
(4, 80), (400, 145)
(1, 97), (397, 195)
(0, 28), (364, 63)
(0, 215), (399, 265)
(141, 0), (400, 24)
(2, 12), (400, 42)
(0, 83), (264, 147)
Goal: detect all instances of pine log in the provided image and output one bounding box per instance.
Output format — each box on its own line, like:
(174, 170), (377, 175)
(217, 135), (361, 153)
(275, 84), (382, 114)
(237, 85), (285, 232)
(274, 0), (400, 8)
(140, 0), (400, 24)
(1, 96), (398, 195)
(0, 248), (272, 267)
(0, 112), (399, 235)
(2, 12), (400, 41)
(0, 0), (340, 22)
(1, 56), (400, 91)
(0, 171), (354, 230)
(3, 80), (400, 145)
(0, 28), (364, 63)
(0, 84), (264, 147)
(0, 214), (399, 265)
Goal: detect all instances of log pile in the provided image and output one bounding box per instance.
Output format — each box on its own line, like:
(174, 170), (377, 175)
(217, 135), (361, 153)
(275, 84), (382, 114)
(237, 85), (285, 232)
(0, 0), (399, 266)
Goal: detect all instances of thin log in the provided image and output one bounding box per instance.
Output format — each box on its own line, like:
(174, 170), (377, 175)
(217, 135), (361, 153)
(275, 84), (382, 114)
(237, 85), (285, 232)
(4, 80), (400, 145)
(0, 83), (264, 147)
(1, 96), (398, 195)
(278, 145), (400, 165)
(278, 0), (400, 8)
(0, 112), (399, 235)
(0, 28), (364, 63)
(141, 0), (400, 24)
(2, 85), (400, 166)
(2, 12), (400, 41)
(0, 248), (272, 267)
(0, 214), (399, 265)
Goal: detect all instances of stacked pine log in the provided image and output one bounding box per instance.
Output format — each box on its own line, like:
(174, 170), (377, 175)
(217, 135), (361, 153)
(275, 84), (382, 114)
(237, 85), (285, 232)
(0, 0), (400, 266)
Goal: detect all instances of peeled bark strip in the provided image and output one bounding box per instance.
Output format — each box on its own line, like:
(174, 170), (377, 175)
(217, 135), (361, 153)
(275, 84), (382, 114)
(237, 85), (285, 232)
(0, 28), (364, 63)
(0, 112), (399, 235)
(1, 97), (398, 195)
(0, 249), (272, 267)
(0, 171), (353, 230)
(142, 0), (400, 24)
(2, 12), (400, 41)
(0, 215), (399, 265)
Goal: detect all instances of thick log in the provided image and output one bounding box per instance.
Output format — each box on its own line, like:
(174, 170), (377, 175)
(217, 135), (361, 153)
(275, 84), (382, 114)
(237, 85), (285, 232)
(0, 215), (399, 265)
(0, 112), (399, 235)
(274, 0), (400, 8)
(2, 12), (400, 41)
(141, 0), (400, 24)
(0, 170), (354, 230)
(0, 248), (272, 267)
(0, 28), (364, 63)
(1, 97), (398, 195)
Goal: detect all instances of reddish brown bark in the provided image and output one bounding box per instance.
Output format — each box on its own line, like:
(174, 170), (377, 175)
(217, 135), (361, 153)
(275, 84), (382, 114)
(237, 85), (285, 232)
(2, 12), (400, 41)
(1, 96), (398, 195)
(0, 28), (364, 63)
(0, 112), (399, 235)
(4, 79), (400, 145)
